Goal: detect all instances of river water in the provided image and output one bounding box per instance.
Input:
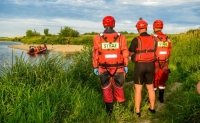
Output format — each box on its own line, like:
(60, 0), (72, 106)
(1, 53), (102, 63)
(0, 41), (53, 67)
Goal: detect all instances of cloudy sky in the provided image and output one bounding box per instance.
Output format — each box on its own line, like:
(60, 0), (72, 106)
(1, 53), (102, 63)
(0, 0), (200, 37)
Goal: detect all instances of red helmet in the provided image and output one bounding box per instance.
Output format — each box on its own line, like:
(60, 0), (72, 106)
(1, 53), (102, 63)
(103, 16), (115, 28)
(136, 19), (148, 29)
(153, 20), (164, 29)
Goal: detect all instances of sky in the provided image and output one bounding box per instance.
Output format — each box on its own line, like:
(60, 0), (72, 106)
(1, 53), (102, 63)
(0, 0), (200, 37)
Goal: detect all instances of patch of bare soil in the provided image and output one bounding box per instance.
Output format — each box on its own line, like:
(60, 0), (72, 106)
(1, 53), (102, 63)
(124, 81), (182, 123)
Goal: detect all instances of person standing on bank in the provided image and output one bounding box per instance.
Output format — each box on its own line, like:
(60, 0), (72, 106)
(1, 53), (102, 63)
(129, 18), (156, 117)
(153, 20), (172, 103)
(51, 40), (54, 48)
(92, 15), (129, 115)
(67, 38), (70, 46)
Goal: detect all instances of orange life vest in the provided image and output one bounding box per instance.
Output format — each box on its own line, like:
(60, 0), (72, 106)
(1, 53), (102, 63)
(154, 34), (171, 62)
(98, 33), (124, 68)
(134, 36), (156, 62)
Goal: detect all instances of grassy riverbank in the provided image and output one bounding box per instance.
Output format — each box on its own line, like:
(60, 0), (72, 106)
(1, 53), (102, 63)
(0, 33), (137, 46)
(0, 29), (199, 122)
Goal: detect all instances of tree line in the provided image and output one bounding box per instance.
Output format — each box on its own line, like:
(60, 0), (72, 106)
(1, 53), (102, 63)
(26, 26), (136, 38)
(26, 26), (79, 37)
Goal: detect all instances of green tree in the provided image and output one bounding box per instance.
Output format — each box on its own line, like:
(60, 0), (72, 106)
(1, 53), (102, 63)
(119, 31), (129, 34)
(58, 26), (79, 37)
(26, 29), (41, 37)
(26, 30), (34, 37)
(83, 32), (98, 35)
(44, 28), (49, 36)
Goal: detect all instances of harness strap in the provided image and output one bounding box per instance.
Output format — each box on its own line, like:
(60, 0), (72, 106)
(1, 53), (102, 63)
(100, 33), (120, 42)
(157, 58), (168, 69)
(135, 49), (155, 53)
(99, 63), (124, 67)
(100, 62), (122, 76)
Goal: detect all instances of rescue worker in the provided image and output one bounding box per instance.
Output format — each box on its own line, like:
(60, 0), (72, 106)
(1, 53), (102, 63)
(44, 43), (47, 49)
(129, 18), (156, 117)
(92, 15), (129, 115)
(38, 46), (42, 51)
(153, 20), (172, 103)
(29, 45), (34, 54)
(67, 38), (71, 46)
(34, 46), (37, 52)
(51, 40), (54, 48)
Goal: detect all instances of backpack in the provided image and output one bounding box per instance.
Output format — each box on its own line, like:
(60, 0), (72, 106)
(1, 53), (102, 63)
(154, 34), (172, 69)
(155, 34), (171, 61)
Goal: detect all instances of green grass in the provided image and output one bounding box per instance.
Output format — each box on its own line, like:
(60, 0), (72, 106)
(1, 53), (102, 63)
(0, 29), (199, 122)
(0, 33), (137, 46)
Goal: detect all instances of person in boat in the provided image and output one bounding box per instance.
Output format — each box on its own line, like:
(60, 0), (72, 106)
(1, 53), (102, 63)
(29, 45), (35, 54)
(34, 46), (38, 52)
(37, 46), (41, 51)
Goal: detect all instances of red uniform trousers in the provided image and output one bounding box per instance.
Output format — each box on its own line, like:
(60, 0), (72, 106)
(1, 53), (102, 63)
(98, 67), (125, 103)
(154, 62), (170, 90)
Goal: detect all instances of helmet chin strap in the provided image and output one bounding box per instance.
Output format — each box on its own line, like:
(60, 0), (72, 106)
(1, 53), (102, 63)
(104, 27), (116, 33)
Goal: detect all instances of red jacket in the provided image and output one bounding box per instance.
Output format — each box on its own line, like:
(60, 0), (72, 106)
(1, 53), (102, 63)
(92, 32), (129, 69)
(154, 31), (172, 62)
(134, 36), (156, 62)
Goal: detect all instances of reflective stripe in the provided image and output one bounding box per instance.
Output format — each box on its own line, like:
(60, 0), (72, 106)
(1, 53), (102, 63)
(100, 33), (103, 36)
(159, 51), (167, 54)
(158, 86), (165, 89)
(117, 32), (121, 36)
(105, 54), (117, 58)
(102, 82), (111, 89)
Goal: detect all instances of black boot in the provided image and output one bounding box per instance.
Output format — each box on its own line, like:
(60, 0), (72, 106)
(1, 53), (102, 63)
(105, 102), (113, 115)
(158, 90), (164, 103)
(148, 108), (156, 114)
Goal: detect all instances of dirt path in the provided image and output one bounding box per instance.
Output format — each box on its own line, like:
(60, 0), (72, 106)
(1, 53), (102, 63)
(125, 81), (182, 123)
(155, 82), (182, 112)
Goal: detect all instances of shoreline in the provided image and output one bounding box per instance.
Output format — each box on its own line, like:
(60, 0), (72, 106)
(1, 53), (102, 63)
(8, 44), (84, 54)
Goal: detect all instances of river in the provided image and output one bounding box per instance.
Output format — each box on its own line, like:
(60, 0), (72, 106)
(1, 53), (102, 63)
(0, 41), (52, 67)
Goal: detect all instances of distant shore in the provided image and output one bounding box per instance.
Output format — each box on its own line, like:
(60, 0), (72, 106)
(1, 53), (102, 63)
(8, 44), (84, 54)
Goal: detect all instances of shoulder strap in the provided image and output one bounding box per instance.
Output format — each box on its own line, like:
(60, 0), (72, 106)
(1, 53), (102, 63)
(136, 36), (142, 49)
(156, 34), (168, 41)
(152, 35), (157, 53)
(99, 32), (120, 42)
(98, 32), (121, 52)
